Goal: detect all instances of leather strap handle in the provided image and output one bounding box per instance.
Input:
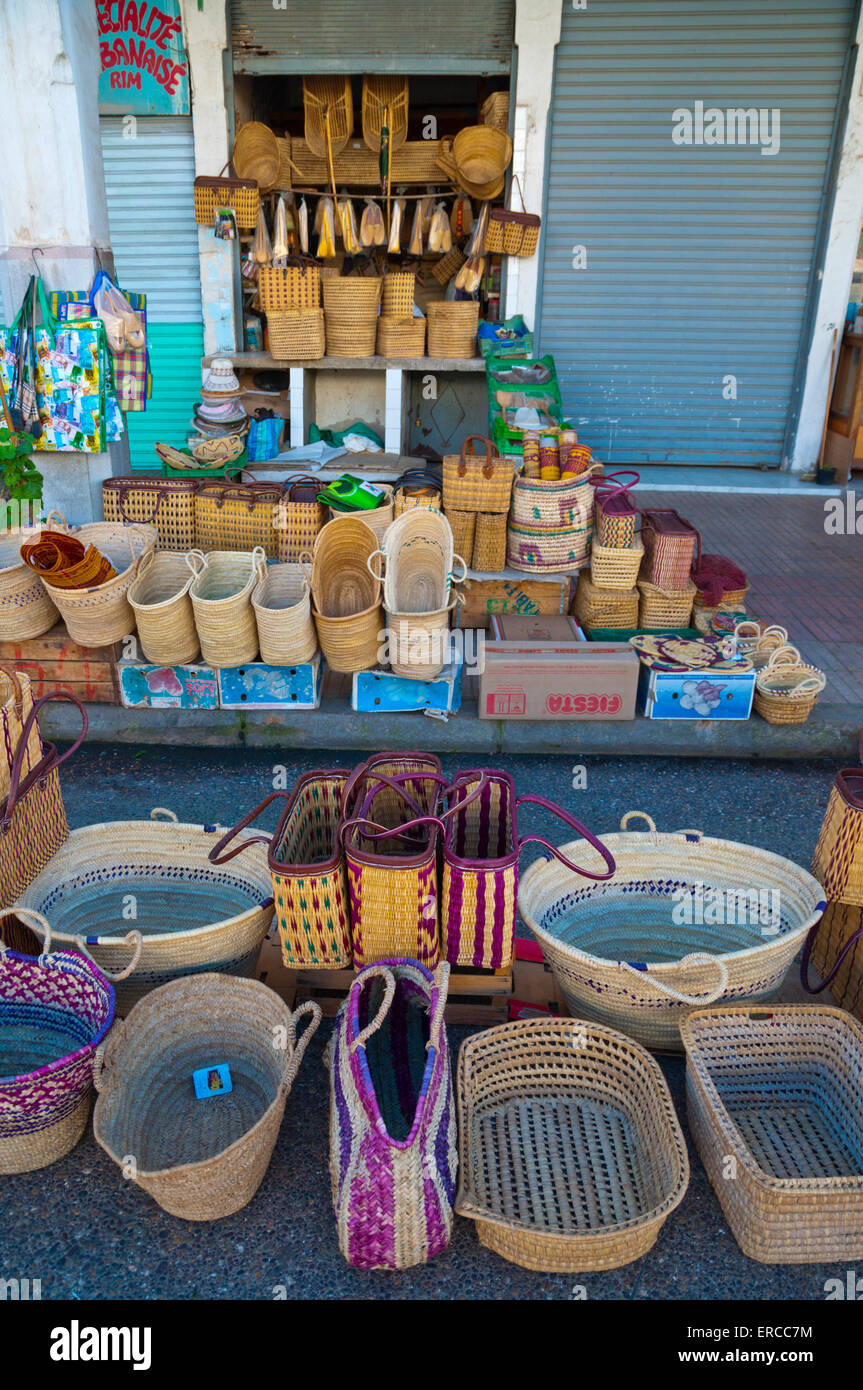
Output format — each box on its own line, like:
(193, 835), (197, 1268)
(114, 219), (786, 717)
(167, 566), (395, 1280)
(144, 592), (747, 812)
(207, 790), (289, 864)
(1, 691), (87, 823)
(515, 793), (616, 880)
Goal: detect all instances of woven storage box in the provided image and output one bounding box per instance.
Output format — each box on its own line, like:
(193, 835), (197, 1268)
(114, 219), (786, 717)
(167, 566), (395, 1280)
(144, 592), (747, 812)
(93, 975), (320, 1221)
(251, 562), (317, 665)
(306, 516), (383, 674)
(638, 578), (696, 630)
(812, 768), (863, 907)
(472, 512), (507, 572)
(381, 271), (416, 317)
(591, 538), (644, 590)
(377, 315), (425, 357)
(0, 529), (60, 641)
(195, 481), (282, 558)
(681, 1006), (863, 1263)
(103, 479), (199, 553)
(573, 574), (638, 631)
(445, 509), (475, 566)
(442, 435), (513, 514)
(41, 523), (156, 648)
(189, 548), (266, 668)
(519, 810), (827, 1051)
(277, 476), (328, 564)
(17, 813), (276, 1017)
(806, 901), (863, 1021)
(455, 1019), (689, 1272)
(259, 262), (321, 311)
(754, 653), (826, 726)
(431, 248), (466, 286)
(128, 549), (204, 665)
(507, 518), (591, 574)
(640, 508), (700, 589)
(426, 301), (479, 359)
(0, 915), (117, 1174)
(193, 175), (259, 230)
(267, 307), (325, 361)
(322, 276), (382, 319)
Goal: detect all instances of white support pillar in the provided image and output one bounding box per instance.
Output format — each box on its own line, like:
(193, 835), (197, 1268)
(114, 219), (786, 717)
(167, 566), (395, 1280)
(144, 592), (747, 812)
(180, 0), (237, 357)
(504, 0), (563, 328)
(792, 23), (863, 472)
(289, 367), (316, 448)
(384, 369), (404, 455)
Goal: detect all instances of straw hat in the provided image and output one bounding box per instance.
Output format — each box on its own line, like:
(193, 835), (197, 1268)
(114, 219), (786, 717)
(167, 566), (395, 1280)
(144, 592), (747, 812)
(201, 358), (242, 397)
(232, 123), (280, 192)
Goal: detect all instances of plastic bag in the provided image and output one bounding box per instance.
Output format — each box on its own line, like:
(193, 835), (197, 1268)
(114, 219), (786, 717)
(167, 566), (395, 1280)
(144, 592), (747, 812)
(464, 200), (489, 258)
(387, 198), (406, 254)
(254, 207), (272, 265)
(456, 255), (485, 294)
(94, 274), (145, 353)
(408, 199), (424, 256)
(298, 197), (309, 255)
(273, 195), (289, 263)
(317, 197), (336, 258)
(360, 199), (386, 247)
(428, 202), (452, 254)
(339, 198), (361, 254)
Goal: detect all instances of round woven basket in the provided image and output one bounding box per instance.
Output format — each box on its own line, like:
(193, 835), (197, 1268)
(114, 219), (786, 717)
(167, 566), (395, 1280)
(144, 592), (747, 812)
(322, 276), (383, 320)
(40, 523), (156, 647)
(426, 301), (479, 359)
(312, 601), (382, 672)
(232, 122), (280, 192)
(128, 550), (204, 665)
(507, 517), (592, 574)
(189, 548), (266, 668)
(518, 811), (827, 1051)
(324, 321), (378, 357)
(305, 515), (383, 673)
(267, 307), (325, 361)
(590, 537), (644, 590)
(451, 125), (512, 185)
(191, 434), (246, 466)
(17, 813), (275, 1016)
(0, 530), (60, 641)
(369, 507), (463, 614)
(93, 974), (321, 1220)
(510, 463), (602, 528)
(381, 271), (416, 317)
(377, 316), (425, 358)
(251, 562), (318, 665)
(386, 599), (455, 679)
(754, 649), (826, 725)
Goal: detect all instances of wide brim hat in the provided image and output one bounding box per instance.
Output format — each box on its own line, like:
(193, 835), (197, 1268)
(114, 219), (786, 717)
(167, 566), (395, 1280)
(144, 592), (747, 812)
(195, 397), (247, 424)
(201, 357), (242, 395)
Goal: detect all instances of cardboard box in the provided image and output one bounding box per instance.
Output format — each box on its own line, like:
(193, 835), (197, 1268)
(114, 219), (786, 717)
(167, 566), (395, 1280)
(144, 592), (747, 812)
(218, 655), (322, 710)
(352, 655), (463, 713)
(638, 661), (756, 720)
(479, 640), (638, 720)
(453, 568), (570, 629)
(490, 614), (585, 642)
(119, 663), (217, 709)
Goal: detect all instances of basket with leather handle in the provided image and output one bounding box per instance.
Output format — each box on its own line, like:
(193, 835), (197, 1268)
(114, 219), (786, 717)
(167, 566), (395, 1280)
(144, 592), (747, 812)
(277, 475), (328, 564)
(194, 477), (284, 558)
(102, 477), (199, 553)
(193, 167), (259, 230)
(442, 435), (514, 514)
(485, 175), (541, 258)
(393, 468), (442, 517)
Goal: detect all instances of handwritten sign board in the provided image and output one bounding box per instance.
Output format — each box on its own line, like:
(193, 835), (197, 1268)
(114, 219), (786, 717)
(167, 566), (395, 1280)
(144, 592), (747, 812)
(97, 0), (190, 115)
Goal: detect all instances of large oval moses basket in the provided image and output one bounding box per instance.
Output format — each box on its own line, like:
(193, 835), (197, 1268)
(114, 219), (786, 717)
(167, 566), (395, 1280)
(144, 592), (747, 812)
(518, 811), (826, 1051)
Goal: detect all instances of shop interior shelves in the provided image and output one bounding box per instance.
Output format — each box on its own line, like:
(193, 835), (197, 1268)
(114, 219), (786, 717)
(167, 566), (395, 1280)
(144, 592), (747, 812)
(202, 352), (485, 372)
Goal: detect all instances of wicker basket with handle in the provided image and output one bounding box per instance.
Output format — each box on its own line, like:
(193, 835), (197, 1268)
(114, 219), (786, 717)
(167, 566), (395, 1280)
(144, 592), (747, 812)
(753, 647), (826, 725)
(39, 523), (155, 647)
(442, 435), (514, 514)
(812, 767), (863, 907)
(251, 562), (318, 665)
(189, 547), (266, 668)
(259, 260), (321, 311)
(277, 476), (328, 564)
(193, 170), (259, 230)
(637, 578), (697, 630)
(127, 549), (204, 665)
(267, 307), (325, 361)
(195, 478), (283, 558)
(640, 508), (700, 589)
(103, 477), (199, 553)
(485, 175), (541, 258)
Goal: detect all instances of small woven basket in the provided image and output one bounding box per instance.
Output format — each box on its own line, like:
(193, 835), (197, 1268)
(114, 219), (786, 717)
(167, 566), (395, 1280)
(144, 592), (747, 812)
(277, 477), (328, 564)
(94, 975), (321, 1221)
(189, 548), (266, 668)
(322, 276), (383, 321)
(41, 523), (156, 648)
(327, 484), (394, 543)
(381, 271), (416, 316)
(637, 578), (697, 630)
(426, 301), (479, 359)
(376, 316), (425, 357)
(431, 249), (466, 286)
(754, 649), (826, 725)
(0, 530), (60, 642)
(259, 262), (321, 311)
(455, 1019), (689, 1272)
(591, 537), (644, 590)
(472, 512), (507, 572)
(128, 550), (204, 665)
(572, 574), (640, 632)
(251, 563), (318, 665)
(267, 307), (325, 361)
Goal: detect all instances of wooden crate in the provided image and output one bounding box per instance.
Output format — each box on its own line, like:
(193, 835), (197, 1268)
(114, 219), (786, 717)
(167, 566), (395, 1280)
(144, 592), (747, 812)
(0, 622), (120, 704)
(454, 568), (571, 630)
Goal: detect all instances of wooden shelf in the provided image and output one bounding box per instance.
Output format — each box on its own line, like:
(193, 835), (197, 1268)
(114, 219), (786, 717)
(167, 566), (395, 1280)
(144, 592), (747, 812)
(203, 351), (485, 372)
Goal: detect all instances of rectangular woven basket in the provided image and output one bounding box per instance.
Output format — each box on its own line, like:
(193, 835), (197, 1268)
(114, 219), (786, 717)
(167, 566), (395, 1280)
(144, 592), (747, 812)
(259, 263), (321, 311)
(637, 578), (696, 630)
(427, 301), (479, 359)
(590, 537), (644, 590)
(193, 176), (259, 231)
(376, 316), (425, 358)
(267, 307), (325, 361)
(573, 574), (639, 631)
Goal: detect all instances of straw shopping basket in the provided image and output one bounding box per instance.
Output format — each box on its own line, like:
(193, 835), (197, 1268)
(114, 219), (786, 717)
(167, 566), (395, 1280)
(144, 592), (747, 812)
(328, 959), (457, 1270)
(507, 516), (592, 574)
(572, 574), (639, 632)
(1, 685), (87, 910)
(17, 810), (275, 1015)
(195, 480), (283, 558)
(426, 301), (479, 359)
(472, 512), (507, 572)
(0, 910), (118, 1173)
(803, 900), (863, 1021)
(267, 307), (325, 361)
(754, 647), (826, 725)
(277, 476), (328, 564)
(94, 973), (321, 1220)
(456, 1019), (689, 1273)
(305, 516), (382, 674)
(369, 508), (464, 615)
(193, 172), (259, 230)
(41, 522), (155, 647)
(0, 529), (59, 641)
(393, 469), (441, 518)
(377, 316), (425, 358)
(445, 509), (475, 566)
(189, 547), (266, 668)
(440, 771), (615, 970)
(812, 767), (863, 907)
(510, 461), (602, 528)
(519, 810), (827, 1051)
(638, 578), (696, 630)
(431, 249), (466, 287)
(210, 770), (352, 969)
(485, 175), (541, 259)
(640, 508), (700, 589)
(380, 271), (415, 317)
(102, 477), (199, 553)
(259, 261), (321, 311)
(591, 537), (644, 590)
(251, 562), (318, 665)
(594, 470), (639, 548)
(322, 277), (382, 358)
(681, 1005), (863, 1263)
(442, 435), (513, 514)
(128, 550), (204, 665)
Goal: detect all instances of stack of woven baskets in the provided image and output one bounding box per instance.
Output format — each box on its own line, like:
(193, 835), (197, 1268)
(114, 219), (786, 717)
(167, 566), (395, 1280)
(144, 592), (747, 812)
(261, 260), (324, 361)
(322, 276), (382, 357)
(636, 508), (699, 630)
(377, 271), (425, 358)
(753, 645), (827, 725)
(508, 462), (600, 581)
(573, 470), (643, 632)
(443, 436), (513, 573)
(368, 509), (466, 679)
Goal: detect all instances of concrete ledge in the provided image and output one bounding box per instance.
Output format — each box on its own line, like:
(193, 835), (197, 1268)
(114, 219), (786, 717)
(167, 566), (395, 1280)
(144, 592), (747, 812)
(40, 699), (862, 760)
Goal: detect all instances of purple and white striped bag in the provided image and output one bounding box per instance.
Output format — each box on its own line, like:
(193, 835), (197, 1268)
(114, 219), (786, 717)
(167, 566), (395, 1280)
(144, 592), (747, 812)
(328, 958), (456, 1270)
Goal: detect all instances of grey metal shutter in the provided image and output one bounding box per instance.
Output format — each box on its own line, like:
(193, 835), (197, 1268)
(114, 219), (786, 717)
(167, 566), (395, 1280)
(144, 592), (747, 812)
(230, 0), (514, 73)
(537, 0), (856, 467)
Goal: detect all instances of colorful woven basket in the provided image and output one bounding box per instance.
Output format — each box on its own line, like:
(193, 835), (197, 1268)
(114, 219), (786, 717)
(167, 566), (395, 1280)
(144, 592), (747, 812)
(594, 470), (639, 548)
(640, 508), (700, 589)
(507, 516), (592, 574)
(510, 462), (601, 529)
(812, 768), (863, 908)
(328, 958), (457, 1270)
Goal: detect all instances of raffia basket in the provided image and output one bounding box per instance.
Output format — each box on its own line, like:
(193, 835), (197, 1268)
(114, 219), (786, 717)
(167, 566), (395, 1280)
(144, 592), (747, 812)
(94, 974), (321, 1221)
(519, 810), (827, 1052)
(572, 574), (639, 632)
(328, 484), (394, 543)
(386, 601), (456, 679)
(510, 462), (602, 528)
(431, 249), (466, 286)
(638, 578), (696, 630)
(369, 507), (463, 615)
(128, 550), (204, 665)
(251, 563), (318, 665)
(754, 648), (827, 725)
(306, 517), (383, 673)
(426, 301), (479, 359)
(381, 271), (416, 316)
(232, 122), (280, 192)
(322, 277), (382, 357)
(455, 1019), (689, 1272)
(0, 529), (60, 641)
(812, 769), (863, 908)
(377, 316), (425, 357)
(16, 811), (276, 1016)
(681, 1006), (863, 1263)
(472, 512), (507, 572)
(591, 537), (644, 590)
(507, 518), (591, 574)
(480, 90), (510, 131)
(189, 547), (266, 668)
(41, 523), (156, 648)
(445, 509), (475, 566)
(267, 307), (325, 360)
(259, 263), (321, 311)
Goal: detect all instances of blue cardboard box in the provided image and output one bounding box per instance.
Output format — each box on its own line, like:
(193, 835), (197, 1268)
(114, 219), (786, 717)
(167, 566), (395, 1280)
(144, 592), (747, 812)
(638, 661), (755, 720)
(352, 656), (463, 713)
(218, 655), (322, 710)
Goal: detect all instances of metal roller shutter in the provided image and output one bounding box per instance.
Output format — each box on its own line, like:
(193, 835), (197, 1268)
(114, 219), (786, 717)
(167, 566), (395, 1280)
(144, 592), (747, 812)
(537, 0), (857, 467)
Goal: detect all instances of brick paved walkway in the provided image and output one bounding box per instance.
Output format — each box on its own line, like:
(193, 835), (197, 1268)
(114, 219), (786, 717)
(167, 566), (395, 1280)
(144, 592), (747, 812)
(636, 490), (863, 709)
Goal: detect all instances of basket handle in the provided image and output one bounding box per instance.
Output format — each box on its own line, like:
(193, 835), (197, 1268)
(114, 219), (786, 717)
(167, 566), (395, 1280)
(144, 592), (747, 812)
(357, 771), (489, 842)
(184, 549), (207, 578)
(733, 620), (761, 644)
(0, 664), (25, 715)
(620, 810), (658, 836)
(616, 951), (729, 1005)
(800, 914), (863, 994)
(594, 469), (640, 499)
(0, 906), (54, 957)
(69, 929), (143, 983)
(515, 795), (616, 881)
(428, 960), (450, 1051)
(92, 1017), (127, 1094)
(208, 790), (290, 864)
(2, 691), (88, 823)
(366, 549), (385, 582)
(114, 483), (165, 526)
(281, 999), (323, 1092)
(762, 644), (802, 671)
(450, 553), (469, 585)
(349, 967), (397, 1053)
(43, 509), (68, 530)
(459, 434), (494, 476)
(755, 625), (788, 651)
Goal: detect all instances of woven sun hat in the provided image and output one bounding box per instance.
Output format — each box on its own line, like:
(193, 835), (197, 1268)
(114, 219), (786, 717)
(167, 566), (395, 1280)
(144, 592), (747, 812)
(201, 358), (242, 397)
(195, 397), (247, 425)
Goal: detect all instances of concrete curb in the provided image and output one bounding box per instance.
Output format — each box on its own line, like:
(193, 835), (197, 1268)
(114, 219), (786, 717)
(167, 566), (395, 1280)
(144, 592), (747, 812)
(40, 699), (862, 759)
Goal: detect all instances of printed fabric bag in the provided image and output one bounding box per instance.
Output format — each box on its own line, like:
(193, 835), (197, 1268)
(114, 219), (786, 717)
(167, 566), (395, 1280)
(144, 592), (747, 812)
(328, 958), (457, 1270)
(0, 677), (88, 909)
(53, 275), (152, 413)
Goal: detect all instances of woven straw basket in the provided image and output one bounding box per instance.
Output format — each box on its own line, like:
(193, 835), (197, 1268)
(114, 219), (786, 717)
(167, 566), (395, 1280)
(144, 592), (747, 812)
(518, 810), (827, 1052)
(259, 263), (321, 312)
(472, 512), (507, 571)
(445, 509), (476, 566)
(233, 122), (281, 192)
(426, 301), (479, 358)
(591, 538), (644, 590)
(0, 529), (60, 641)
(94, 974), (321, 1221)
(510, 462), (602, 528)
(431, 249), (467, 286)
(480, 90), (510, 131)
(385, 602), (456, 679)
(377, 316), (425, 357)
(128, 550), (204, 665)
(322, 277), (382, 357)
(16, 811), (275, 1016)
(303, 76), (354, 158)
(305, 517), (383, 673)
(362, 76), (409, 153)
(754, 647), (826, 725)
(812, 768), (863, 908)
(251, 563), (318, 665)
(41, 522), (156, 648)
(189, 547), (266, 668)
(381, 271), (415, 316)
(369, 508), (464, 615)
(572, 574), (639, 631)
(638, 579), (696, 630)
(267, 307), (325, 360)
(681, 1006), (863, 1263)
(507, 517), (592, 574)
(455, 1019), (689, 1272)
(193, 175), (259, 230)
(807, 900), (863, 1021)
